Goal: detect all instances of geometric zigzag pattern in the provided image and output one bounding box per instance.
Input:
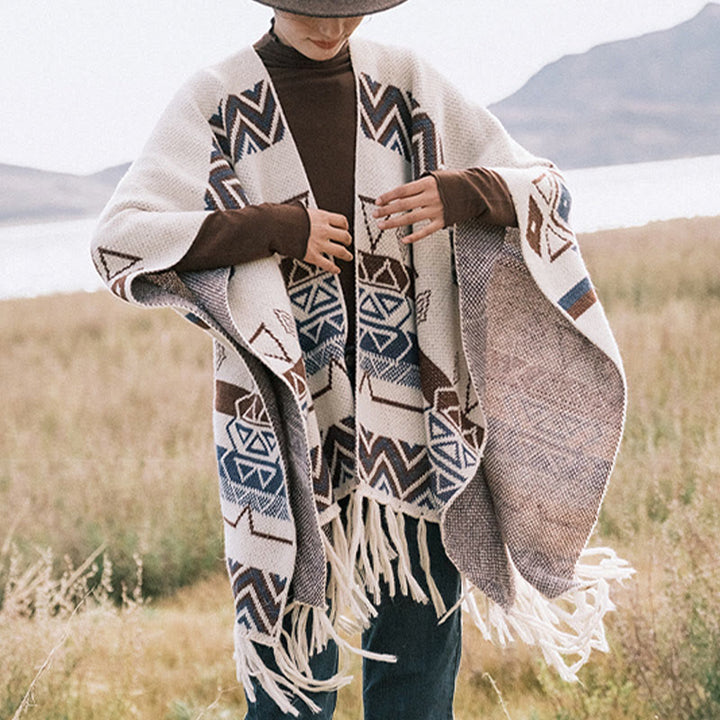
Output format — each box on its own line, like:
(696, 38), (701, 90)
(209, 81), (285, 163)
(227, 558), (287, 635)
(359, 425), (437, 510)
(418, 350), (484, 449)
(205, 80), (285, 211)
(322, 415), (356, 499)
(357, 249), (420, 389)
(280, 258), (346, 378)
(358, 284), (418, 374)
(355, 342), (486, 509)
(309, 444), (333, 514)
(526, 170), (575, 263)
(359, 72), (444, 176)
(425, 410), (480, 503)
(525, 170), (598, 320)
(357, 352), (484, 510)
(216, 384), (290, 522)
(419, 351), (484, 504)
(205, 141), (250, 211)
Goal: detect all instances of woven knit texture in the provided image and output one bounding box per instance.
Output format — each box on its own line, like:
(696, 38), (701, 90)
(91, 38), (627, 709)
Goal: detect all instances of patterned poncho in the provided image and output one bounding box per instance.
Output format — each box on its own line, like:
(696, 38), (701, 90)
(92, 38), (631, 714)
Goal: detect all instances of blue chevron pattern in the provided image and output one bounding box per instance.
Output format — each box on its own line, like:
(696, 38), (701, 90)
(323, 415), (356, 496)
(205, 141), (250, 210)
(281, 260), (346, 377)
(359, 73), (443, 176)
(426, 412), (479, 502)
(416, 350), (484, 503)
(359, 293), (418, 365)
(209, 80), (285, 163)
(227, 559), (287, 635)
(309, 444), (333, 513)
(217, 408), (290, 521)
(357, 288), (419, 388)
(357, 247), (419, 387)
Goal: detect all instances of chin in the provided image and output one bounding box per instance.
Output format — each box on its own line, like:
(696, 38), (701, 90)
(302, 41), (344, 61)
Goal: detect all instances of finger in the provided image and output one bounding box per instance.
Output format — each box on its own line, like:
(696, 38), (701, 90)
(374, 193), (427, 218)
(374, 178), (428, 206)
(309, 216), (351, 246)
(325, 227), (353, 246)
(377, 205), (439, 230)
(374, 186), (416, 207)
(322, 239), (353, 261)
(308, 251), (341, 274)
(309, 208), (349, 233)
(401, 218), (444, 244)
(375, 183), (440, 219)
(324, 211), (349, 231)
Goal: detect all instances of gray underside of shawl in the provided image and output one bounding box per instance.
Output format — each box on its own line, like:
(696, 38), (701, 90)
(443, 222), (515, 607)
(134, 267), (328, 607)
(448, 221), (623, 605)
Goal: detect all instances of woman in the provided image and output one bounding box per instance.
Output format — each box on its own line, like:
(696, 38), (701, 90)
(92, 1), (630, 718)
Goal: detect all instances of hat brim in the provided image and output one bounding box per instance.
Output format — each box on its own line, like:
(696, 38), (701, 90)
(252, 0), (408, 17)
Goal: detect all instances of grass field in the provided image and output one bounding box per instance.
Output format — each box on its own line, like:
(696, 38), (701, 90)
(2, 215), (719, 719)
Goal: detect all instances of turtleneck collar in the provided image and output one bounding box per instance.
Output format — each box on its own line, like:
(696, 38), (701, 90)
(253, 24), (352, 72)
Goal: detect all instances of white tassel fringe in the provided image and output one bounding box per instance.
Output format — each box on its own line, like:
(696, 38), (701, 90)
(454, 545), (635, 681)
(234, 628), (321, 717)
(234, 494), (634, 713)
(234, 601), (396, 717)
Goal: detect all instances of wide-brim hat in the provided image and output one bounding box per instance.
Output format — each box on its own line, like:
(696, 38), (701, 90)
(252, 0), (408, 17)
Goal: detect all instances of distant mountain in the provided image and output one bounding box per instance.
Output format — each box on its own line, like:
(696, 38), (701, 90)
(0, 163), (130, 224)
(489, 3), (720, 168)
(2, 6), (718, 225)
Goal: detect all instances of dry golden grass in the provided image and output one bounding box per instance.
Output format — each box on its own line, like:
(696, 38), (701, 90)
(0, 292), (222, 599)
(2, 215), (720, 719)
(1, 572), (244, 719)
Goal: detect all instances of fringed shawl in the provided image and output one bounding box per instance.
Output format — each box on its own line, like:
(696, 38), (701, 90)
(91, 38), (631, 715)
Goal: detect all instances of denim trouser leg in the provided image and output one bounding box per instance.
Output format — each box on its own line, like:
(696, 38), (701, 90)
(244, 634), (339, 720)
(361, 516), (462, 720)
(244, 513), (462, 720)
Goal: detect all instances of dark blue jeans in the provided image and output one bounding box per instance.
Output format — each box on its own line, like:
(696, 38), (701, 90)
(244, 514), (462, 719)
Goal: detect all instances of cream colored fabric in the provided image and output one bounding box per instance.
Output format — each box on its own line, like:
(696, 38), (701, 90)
(91, 39), (629, 715)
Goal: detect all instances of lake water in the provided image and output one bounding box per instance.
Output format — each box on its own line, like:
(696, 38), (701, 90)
(1, 154), (719, 301)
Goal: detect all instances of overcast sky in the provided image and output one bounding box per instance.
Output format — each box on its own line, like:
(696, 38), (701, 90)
(0, 0), (714, 174)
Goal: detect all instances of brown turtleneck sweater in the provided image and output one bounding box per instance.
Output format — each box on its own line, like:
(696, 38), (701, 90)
(175, 32), (517, 341)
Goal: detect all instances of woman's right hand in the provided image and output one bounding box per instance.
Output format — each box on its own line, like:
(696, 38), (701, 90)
(303, 208), (353, 274)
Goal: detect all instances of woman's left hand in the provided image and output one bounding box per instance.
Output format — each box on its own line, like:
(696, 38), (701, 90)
(373, 176), (445, 243)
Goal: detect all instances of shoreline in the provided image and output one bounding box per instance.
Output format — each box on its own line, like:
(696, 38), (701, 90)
(0, 211), (99, 229)
(1, 214), (718, 304)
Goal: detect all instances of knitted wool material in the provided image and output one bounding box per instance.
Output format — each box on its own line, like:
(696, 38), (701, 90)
(91, 38), (630, 714)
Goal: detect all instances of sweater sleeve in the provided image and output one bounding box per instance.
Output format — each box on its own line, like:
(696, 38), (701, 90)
(174, 202), (310, 272)
(431, 167), (518, 228)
